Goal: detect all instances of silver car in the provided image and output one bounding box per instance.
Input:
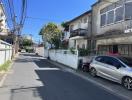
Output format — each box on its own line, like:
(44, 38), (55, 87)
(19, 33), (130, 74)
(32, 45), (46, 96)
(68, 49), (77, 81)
(89, 55), (132, 90)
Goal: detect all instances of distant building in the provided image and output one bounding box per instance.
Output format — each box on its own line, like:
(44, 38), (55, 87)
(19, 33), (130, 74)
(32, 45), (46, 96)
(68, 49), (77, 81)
(0, 3), (9, 36)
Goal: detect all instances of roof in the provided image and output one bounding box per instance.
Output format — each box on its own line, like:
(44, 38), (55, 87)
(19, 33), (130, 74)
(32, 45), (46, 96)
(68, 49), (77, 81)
(67, 10), (92, 24)
(91, 0), (101, 7)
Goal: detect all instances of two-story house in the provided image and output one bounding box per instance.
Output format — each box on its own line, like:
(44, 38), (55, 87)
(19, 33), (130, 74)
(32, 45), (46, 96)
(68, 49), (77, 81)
(92, 0), (132, 56)
(0, 3), (8, 36)
(67, 10), (92, 50)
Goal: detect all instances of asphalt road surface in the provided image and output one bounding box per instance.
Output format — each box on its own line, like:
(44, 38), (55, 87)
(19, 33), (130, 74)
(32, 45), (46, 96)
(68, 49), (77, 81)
(0, 53), (126, 100)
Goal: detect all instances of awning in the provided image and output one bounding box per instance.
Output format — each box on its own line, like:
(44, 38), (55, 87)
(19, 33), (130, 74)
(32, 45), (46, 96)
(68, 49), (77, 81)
(97, 35), (132, 45)
(70, 36), (85, 40)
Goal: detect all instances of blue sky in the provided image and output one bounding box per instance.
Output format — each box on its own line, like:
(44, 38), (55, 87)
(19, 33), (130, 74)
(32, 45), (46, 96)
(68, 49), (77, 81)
(14, 0), (96, 42)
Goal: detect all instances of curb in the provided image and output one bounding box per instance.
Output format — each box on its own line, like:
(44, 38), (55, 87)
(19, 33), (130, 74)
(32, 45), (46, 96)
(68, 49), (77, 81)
(0, 53), (19, 87)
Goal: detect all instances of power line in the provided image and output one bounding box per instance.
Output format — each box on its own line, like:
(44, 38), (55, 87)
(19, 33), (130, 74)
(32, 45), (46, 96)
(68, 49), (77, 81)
(26, 16), (63, 22)
(7, 0), (16, 30)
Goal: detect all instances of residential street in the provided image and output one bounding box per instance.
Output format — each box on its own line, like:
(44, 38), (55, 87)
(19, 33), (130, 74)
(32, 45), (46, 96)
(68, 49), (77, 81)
(0, 53), (128, 100)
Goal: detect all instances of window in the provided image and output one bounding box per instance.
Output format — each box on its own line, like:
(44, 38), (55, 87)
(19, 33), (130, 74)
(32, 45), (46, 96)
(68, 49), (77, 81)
(107, 10), (114, 24)
(107, 4), (115, 11)
(116, 0), (124, 7)
(100, 0), (130, 26)
(103, 56), (121, 67)
(115, 6), (124, 22)
(125, 2), (132, 20)
(100, 7), (107, 14)
(118, 57), (132, 67)
(95, 56), (104, 63)
(101, 14), (106, 26)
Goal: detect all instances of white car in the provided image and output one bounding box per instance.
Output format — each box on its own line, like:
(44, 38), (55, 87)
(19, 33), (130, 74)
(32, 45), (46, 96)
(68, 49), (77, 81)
(89, 55), (132, 90)
(21, 49), (26, 53)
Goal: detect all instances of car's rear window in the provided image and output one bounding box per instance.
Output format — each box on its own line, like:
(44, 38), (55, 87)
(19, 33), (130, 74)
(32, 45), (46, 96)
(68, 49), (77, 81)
(118, 57), (132, 67)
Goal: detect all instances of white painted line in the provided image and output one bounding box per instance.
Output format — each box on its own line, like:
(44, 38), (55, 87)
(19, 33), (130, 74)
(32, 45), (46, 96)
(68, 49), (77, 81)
(37, 67), (60, 71)
(0, 73), (8, 87)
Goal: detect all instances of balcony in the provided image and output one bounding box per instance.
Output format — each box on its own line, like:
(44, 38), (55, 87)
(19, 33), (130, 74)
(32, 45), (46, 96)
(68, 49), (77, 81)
(70, 28), (88, 38)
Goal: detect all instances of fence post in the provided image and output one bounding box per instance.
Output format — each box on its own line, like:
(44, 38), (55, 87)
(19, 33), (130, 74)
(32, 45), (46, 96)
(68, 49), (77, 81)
(4, 44), (7, 63)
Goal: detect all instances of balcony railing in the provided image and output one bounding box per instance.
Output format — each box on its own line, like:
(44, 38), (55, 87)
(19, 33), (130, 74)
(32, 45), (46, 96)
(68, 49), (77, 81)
(70, 28), (88, 38)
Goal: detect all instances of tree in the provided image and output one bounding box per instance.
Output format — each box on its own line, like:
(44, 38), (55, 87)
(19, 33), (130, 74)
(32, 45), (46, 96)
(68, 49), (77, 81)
(22, 39), (32, 47)
(39, 22), (62, 49)
(61, 22), (69, 31)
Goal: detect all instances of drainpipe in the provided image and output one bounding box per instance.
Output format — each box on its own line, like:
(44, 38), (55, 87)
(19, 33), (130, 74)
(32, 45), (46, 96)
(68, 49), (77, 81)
(90, 11), (93, 54)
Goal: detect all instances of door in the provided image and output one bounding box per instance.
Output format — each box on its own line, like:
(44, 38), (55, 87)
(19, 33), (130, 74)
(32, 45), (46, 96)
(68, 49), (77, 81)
(101, 56), (122, 82)
(113, 45), (118, 53)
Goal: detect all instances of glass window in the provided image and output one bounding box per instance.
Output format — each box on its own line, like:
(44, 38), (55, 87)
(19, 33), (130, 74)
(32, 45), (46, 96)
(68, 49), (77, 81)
(100, 7), (107, 14)
(118, 57), (132, 67)
(95, 56), (104, 63)
(115, 6), (124, 22)
(104, 56), (120, 67)
(125, 2), (132, 20)
(107, 4), (115, 11)
(101, 14), (106, 26)
(107, 10), (114, 24)
(116, 0), (124, 7)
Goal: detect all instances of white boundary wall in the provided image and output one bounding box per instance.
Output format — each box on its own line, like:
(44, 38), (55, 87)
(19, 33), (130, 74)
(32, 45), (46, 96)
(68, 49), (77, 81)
(0, 40), (12, 66)
(36, 47), (44, 57)
(49, 50), (79, 69)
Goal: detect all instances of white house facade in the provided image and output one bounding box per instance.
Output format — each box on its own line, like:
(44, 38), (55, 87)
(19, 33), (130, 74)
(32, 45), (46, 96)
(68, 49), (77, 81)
(67, 10), (92, 50)
(0, 3), (9, 36)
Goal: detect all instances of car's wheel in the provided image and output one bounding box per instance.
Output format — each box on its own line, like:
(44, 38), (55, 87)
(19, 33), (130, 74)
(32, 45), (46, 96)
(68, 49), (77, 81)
(82, 65), (88, 72)
(90, 68), (97, 77)
(122, 77), (132, 90)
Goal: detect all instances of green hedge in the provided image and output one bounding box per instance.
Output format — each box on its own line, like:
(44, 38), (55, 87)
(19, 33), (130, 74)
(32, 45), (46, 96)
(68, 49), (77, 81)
(78, 48), (90, 56)
(0, 60), (11, 71)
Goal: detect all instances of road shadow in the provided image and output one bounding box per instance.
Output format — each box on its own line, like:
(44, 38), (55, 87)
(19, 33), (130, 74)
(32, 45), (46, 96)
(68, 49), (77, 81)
(15, 58), (41, 63)
(20, 53), (43, 57)
(34, 59), (58, 68)
(10, 86), (46, 100)
(33, 67), (123, 100)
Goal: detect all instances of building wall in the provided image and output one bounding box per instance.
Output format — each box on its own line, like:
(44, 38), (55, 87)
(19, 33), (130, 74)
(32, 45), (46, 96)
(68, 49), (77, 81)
(97, 35), (132, 45)
(92, 0), (132, 35)
(49, 50), (79, 69)
(36, 47), (44, 57)
(0, 40), (12, 66)
(0, 4), (8, 36)
(68, 12), (92, 49)
(69, 13), (91, 35)
(69, 39), (75, 48)
(76, 39), (87, 49)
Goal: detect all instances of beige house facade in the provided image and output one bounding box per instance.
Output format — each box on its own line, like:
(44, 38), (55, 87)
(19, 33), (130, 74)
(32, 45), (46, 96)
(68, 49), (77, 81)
(0, 3), (8, 36)
(92, 0), (132, 56)
(67, 10), (92, 50)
